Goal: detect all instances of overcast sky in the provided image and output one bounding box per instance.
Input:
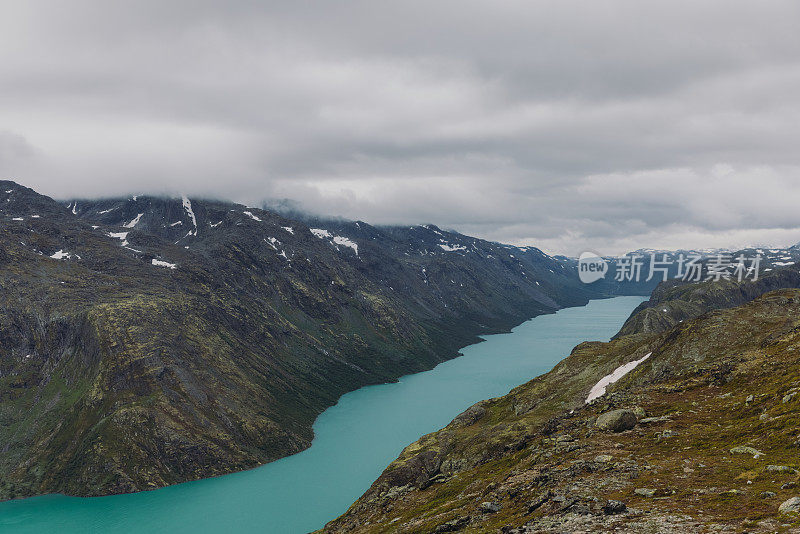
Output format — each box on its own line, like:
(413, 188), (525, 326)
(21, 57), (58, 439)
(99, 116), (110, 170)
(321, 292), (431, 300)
(2, 1), (799, 255)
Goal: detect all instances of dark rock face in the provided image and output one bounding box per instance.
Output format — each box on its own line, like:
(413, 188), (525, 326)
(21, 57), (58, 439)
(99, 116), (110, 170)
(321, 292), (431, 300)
(602, 500), (627, 515)
(0, 180), (610, 500)
(452, 402), (487, 427)
(595, 409), (638, 432)
(434, 516), (470, 532)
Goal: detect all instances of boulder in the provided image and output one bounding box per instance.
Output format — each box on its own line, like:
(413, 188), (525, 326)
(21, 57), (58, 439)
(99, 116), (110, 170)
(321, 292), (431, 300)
(479, 501), (501, 513)
(603, 500), (627, 515)
(729, 446), (764, 459)
(656, 429), (679, 441)
(766, 465), (798, 474)
(779, 497), (800, 515)
(596, 409), (638, 432)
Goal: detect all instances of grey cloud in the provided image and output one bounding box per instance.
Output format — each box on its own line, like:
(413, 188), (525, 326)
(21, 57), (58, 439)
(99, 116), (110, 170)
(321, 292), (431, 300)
(0, 131), (37, 166)
(1, 1), (799, 254)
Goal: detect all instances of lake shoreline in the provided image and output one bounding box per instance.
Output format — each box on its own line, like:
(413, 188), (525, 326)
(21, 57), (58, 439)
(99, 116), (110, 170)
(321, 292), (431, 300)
(0, 296), (646, 534)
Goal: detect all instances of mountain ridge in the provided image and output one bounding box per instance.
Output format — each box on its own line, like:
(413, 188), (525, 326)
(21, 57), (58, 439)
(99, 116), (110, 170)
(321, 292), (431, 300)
(0, 180), (605, 499)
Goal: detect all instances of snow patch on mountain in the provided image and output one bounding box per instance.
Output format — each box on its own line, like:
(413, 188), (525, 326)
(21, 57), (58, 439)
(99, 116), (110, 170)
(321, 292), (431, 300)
(106, 231), (130, 247)
(152, 259), (177, 269)
(182, 196), (198, 236)
(311, 228), (332, 238)
(124, 213), (143, 228)
(422, 224), (444, 237)
(50, 250), (79, 260)
(586, 353), (652, 403)
(332, 236), (358, 255)
(311, 229), (358, 255)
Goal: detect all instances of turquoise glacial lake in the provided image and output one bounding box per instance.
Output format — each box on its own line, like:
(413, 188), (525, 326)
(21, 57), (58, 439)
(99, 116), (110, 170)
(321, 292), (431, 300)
(0, 296), (645, 533)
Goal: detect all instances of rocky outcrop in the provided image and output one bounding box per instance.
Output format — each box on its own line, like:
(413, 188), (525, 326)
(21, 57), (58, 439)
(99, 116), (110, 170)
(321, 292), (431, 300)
(595, 409), (638, 432)
(779, 497), (800, 515)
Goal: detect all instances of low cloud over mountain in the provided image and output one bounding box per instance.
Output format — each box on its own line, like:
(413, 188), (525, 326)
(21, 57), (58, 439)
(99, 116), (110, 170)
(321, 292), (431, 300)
(2, 1), (799, 254)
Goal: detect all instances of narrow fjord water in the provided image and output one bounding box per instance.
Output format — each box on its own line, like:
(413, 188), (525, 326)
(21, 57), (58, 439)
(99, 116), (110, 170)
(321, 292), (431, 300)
(0, 296), (645, 534)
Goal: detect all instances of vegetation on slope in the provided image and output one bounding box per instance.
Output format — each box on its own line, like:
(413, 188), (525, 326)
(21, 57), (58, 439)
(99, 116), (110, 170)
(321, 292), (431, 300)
(0, 180), (603, 499)
(323, 273), (800, 533)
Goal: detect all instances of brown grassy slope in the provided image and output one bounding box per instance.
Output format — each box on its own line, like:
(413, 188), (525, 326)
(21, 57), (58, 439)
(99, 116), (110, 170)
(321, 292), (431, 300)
(322, 289), (800, 533)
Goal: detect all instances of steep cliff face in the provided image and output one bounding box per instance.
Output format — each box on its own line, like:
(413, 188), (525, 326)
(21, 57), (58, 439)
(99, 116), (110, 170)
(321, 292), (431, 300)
(323, 271), (800, 533)
(0, 180), (605, 499)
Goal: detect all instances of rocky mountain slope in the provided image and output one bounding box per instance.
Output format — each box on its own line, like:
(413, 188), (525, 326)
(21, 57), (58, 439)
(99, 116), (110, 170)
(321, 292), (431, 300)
(322, 267), (800, 533)
(615, 265), (800, 338)
(0, 180), (608, 499)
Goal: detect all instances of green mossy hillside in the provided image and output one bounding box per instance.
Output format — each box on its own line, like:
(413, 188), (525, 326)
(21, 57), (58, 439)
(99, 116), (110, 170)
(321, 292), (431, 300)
(323, 285), (800, 533)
